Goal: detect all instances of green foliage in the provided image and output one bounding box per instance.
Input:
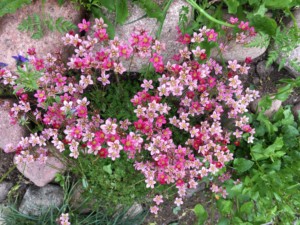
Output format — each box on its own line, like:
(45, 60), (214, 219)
(245, 32), (270, 48)
(224, 104), (300, 224)
(84, 78), (140, 121)
(14, 63), (42, 92)
(193, 204), (208, 225)
(132, 0), (164, 21)
(267, 25), (300, 72)
(69, 153), (149, 212)
(249, 15), (278, 36)
(3, 174), (147, 225)
(0, 0), (31, 17)
(18, 14), (77, 39)
(115, 0), (128, 24)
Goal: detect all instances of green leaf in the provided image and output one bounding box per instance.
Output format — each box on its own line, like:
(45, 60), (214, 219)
(276, 84), (293, 101)
(57, 0), (64, 6)
(217, 200), (233, 215)
(133, 0), (163, 21)
(0, 0), (31, 17)
(103, 164), (112, 175)
(264, 137), (284, 158)
(251, 143), (267, 160)
(91, 6), (115, 38)
(240, 201), (254, 214)
(217, 218), (230, 225)
(265, 0), (293, 9)
(101, 0), (115, 11)
(233, 158), (254, 173)
(115, 0), (128, 24)
(173, 206), (181, 215)
(250, 15), (277, 36)
(224, 0), (240, 14)
(193, 204), (208, 225)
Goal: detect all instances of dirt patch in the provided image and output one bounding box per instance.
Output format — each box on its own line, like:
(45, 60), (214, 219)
(142, 188), (219, 225)
(0, 151), (18, 182)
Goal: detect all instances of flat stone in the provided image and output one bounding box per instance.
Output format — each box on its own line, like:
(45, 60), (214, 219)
(15, 154), (66, 187)
(276, 9), (300, 77)
(90, 0), (192, 72)
(0, 182), (13, 203)
(0, 100), (27, 152)
(19, 184), (63, 216)
(0, 0), (82, 70)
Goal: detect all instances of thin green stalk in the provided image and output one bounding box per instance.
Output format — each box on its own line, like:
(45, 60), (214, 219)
(0, 165), (17, 183)
(156, 0), (174, 39)
(187, 0), (235, 28)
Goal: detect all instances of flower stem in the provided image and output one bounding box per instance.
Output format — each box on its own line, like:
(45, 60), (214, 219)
(186, 0), (235, 28)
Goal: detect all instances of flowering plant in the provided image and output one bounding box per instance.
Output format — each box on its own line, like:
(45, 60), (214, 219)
(0, 17), (259, 213)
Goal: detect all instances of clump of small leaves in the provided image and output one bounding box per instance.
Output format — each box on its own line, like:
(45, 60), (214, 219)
(18, 13), (77, 39)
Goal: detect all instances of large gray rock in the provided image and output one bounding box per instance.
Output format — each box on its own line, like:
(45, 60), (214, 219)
(0, 0), (82, 70)
(15, 153), (66, 187)
(0, 100), (27, 152)
(0, 182), (13, 203)
(211, 35), (267, 62)
(90, 0), (192, 72)
(19, 184), (63, 216)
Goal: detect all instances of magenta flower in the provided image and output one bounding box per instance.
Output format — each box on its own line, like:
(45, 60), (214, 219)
(78, 19), (90, 32)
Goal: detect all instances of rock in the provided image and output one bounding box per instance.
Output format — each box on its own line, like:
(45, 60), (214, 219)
(211, 36), (267, 62)
(0, 204), (10, 225)
(0, 100), (27, 152)
(124, 203), (143, 219)
(256, 60), (274, 79)
(19, 184), (63, 216)
(276, 9), (300, 77)
(90, 0), (192, 72)
(210, 12), (267, 62)
(250, 98), (282, 118)
(252, 77), (260, 86)
(0, 182), (13, 203)
(0, 0), (82, 70)
(70, 184), (94, 213)
(186, 183), (206, 198)
(292, 102), (300, 120)
(15, 154), (66, 187)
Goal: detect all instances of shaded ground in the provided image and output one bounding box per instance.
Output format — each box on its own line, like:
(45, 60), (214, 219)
(142, 187), (219, 225)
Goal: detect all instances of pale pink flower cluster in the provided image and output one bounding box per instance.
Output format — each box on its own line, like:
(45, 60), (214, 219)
(58, 213), (71, 225)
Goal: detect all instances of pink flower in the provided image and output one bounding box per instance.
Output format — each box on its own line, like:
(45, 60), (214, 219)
(206, 29), (218, 42)
(78, 19), (90, 32)
(34, 90), (47, 103)
(150, 205), (159, 214)
(153, 195), (163, 205)
(238, 21), (249, 31)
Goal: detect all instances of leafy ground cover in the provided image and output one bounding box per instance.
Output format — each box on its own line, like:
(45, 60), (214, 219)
(0, 0), (299, 225)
